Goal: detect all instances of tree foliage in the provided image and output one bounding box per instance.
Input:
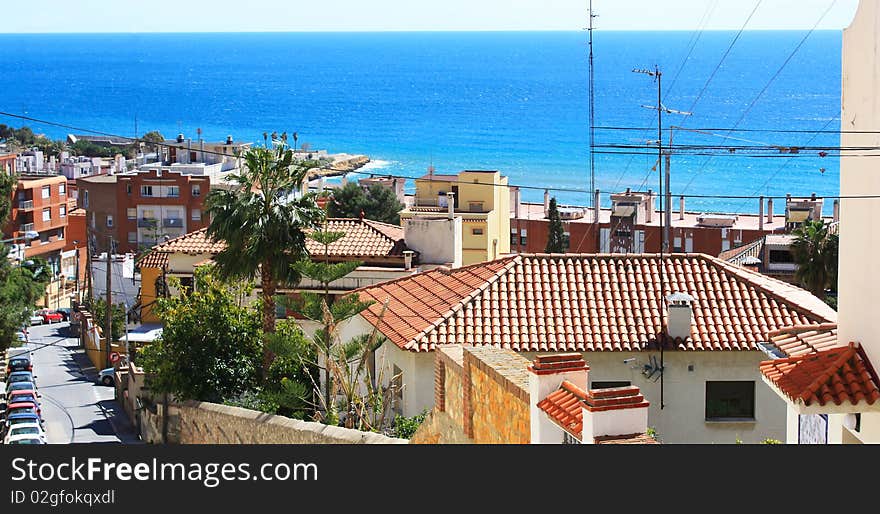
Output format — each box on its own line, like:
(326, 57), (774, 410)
(91, 297), (127, 342)
(138, 269), (262, 402)
(204, 141), (325, 377)
(0, 172), (51, 352)
(545, 197), (566, 253)
(327, 182), (404, 225)
(790, 220), (838, 298)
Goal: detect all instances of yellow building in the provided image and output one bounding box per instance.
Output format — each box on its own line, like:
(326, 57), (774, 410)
(399, 170), (510, 266)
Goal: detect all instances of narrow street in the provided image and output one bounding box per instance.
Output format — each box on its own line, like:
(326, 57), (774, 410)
(18, 321), (139, 444)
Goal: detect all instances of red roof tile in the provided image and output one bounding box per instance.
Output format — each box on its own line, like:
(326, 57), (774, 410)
(760, 343), (880, 407)
(765, 323), (839, 357)
(136, 252), (169, 270)
(536, 381), (587, 438)
(355, 253), (836, 352)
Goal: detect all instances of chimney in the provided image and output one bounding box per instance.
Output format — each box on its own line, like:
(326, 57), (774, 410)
(833, 199), (840, 222)
(646, 189), (654, 223)
(679, 195), (685, 220)
(581, 386), (650, 444)
(759, 195), (765, 231)
(226, 135), (233, 145)
(767, 197), (774, 224)
(529, 354), (589, 444)
(403, 250), (414, 270)
(514, 187), (521, 219)
(447, 192), (456, 219)
(543, 189), (550, 217)
(665, 292), (695, 341)
(593, 188), (600, 225)
(176, 133), (185, 143)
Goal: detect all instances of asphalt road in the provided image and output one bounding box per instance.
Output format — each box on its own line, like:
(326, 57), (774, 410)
(17, 321), (139, 444)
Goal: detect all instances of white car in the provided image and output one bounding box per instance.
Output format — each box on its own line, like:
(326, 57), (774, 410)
(3, 422), (47, 444)
(29, 313), (43, 326)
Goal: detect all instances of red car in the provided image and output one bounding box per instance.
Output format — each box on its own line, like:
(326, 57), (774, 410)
(37, 309), (63, 324)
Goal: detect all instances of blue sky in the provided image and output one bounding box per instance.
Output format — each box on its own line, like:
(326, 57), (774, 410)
(0, 0), (860, 33)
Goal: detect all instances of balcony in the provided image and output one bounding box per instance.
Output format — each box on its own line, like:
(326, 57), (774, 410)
(20, 223), (35, 233)
(137, 218), (159, 228)
(18, 200), (34, 210)
(163, 218), (183, 228)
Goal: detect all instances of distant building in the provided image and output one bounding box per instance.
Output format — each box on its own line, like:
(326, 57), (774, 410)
(399, 170), (510, 265)
(511, 187), (837, 256)
(77, 168), (210, 254)
(358, 176), (406, 204)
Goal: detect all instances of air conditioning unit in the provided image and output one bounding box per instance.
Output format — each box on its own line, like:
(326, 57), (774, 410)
(696, 214), (737, 227)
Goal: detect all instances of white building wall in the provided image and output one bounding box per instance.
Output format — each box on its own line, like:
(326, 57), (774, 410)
(582, 406), (648, 444)
(403, 217), (462, 267)
(835, 0), (880, 445)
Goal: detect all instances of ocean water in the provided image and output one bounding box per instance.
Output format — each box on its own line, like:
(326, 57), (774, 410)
(0, 31), (842, 213)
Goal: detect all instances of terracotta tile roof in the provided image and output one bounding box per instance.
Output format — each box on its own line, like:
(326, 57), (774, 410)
(760, 343), (880, 407)
(135, 218), (408, 270)
(583, 385), (650, 412)
(765, 323), (839, 357)
(536, 380), (587, 438)
(306, 218), (407, 259)
(136, 252), (169, 270)
(594, 433), (659, 444)
(355, 253), (837, 352)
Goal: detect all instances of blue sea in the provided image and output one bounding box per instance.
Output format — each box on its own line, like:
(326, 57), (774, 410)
(0, 31), (842, 213)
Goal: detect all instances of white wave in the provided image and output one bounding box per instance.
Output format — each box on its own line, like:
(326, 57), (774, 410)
(357, 159), (393, 172)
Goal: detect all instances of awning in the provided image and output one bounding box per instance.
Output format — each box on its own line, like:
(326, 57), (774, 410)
(787, 209), (811, 223)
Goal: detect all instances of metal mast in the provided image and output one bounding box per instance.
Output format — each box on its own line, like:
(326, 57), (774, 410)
(588, 0), (597, 208)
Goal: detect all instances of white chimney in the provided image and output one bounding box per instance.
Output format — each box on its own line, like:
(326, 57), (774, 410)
(581, 386), (650, 444)
(679, 195), (685, 220)
(403, 250), (414, 270)
(666, 292), (695, 341)
(833, 199), (840, 223)
(543, 189), (550, 217)
(447, 192), (456, 219)
(759, 195), (765, 231)
(528, 353), (589, 444)
(593, 188), (600, 225)
(646, 189), (654, 223)
(767, 197), (774, 224)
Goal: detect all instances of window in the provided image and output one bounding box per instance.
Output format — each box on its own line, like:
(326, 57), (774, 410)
(178, 276), (194, 292)
(769, 250), (794, 264)
(106, 215), (114, 228)
(191, 208), (201, 221)
(472, 228), (484, 236)
(127, 208), (136, 219)
(59, 204), (66, 218)
(192, 184), (201, 197)
(468, 201), (484, 212)
(42, 208), (51, 222)
(510, 228), (518, 247)
(563, 231), (571, 251)
(591, 381), (631, 390)
(705, 381), (755, 421)
(59, 183), (66, 196)
(126, 183), (132, 194)
(128, 232), (137, 243)
(41, 186), (50, 199)
(674, 237), (683, 252)
(721, 240), (731, 252)
(57, 228), (64, 240)
(167, 186), (180, 198)
(141, 185), (153, 197)
(83, 190), (89, 209)
(520, 228), (527, 246)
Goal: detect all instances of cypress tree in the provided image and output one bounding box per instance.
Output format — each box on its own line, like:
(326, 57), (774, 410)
(545, 197), (566, 253)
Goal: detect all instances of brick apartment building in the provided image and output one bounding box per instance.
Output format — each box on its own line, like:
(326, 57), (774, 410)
(78, 168), (210, 254)
(510, 188), (836, 257)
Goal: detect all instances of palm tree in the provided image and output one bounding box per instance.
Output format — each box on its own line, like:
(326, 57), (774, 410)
(790, 220), (838, 298)
(205, 143), (325, 378)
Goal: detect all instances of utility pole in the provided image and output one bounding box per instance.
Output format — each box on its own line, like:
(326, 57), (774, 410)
(105, 236), (113, 369)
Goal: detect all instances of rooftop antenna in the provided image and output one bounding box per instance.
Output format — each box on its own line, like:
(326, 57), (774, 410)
(588, 0), (598, 209)
(428, 151), (435, 177)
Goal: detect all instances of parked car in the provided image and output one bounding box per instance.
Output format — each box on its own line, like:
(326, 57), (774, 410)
(6, 371), (36, 387)
(3, 422), (46, 444)
(37, 309), (63, 324)
(29, 312), (43, 325)
(55, 307), (71, 321)
(98, 367), (115, 386)
(5, 398), (40, 418)
(16, 330), (27, 343)
(6, 354), (33, 374)
(4, 411), (43, 431)
(5, 381), (37, 397)
(6, 435), (46, 444)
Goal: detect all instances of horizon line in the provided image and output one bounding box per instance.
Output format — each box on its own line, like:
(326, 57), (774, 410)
(0, 28), (847, 35)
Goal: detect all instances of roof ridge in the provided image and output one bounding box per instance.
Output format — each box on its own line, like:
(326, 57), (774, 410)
(407, 256), (522, 349)
(703, 254), (837, 324)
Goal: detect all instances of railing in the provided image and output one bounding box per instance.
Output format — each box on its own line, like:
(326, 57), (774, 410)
(137, 218), (159, 228)
(163, 218), (183, 228)
(18, 200), (34, 210)
(20, 223), (35, 233)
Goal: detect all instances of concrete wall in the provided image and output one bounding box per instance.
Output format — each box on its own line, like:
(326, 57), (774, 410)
(404, 216), (462, 267)
(837, 0), (880, 445)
